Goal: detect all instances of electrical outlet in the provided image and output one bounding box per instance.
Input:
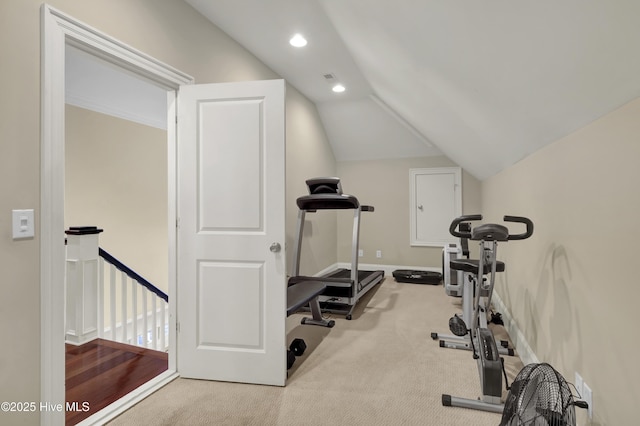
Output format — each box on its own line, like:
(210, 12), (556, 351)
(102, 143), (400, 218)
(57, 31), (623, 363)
(575, 372), (584, 396)
(358, 249), (363, 257)
(583, 382), (593, 419)
(376, 250), (382, 258)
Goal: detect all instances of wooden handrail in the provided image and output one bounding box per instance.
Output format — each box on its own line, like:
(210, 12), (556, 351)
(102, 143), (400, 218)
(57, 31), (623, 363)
(98, 248), (168, 302)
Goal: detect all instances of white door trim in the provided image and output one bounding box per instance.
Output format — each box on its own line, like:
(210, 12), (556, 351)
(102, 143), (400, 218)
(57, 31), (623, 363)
(41, 5), (192, 425)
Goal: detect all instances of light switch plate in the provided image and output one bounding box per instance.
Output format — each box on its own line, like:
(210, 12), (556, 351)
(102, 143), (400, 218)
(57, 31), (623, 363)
(12, 209), (35, 239)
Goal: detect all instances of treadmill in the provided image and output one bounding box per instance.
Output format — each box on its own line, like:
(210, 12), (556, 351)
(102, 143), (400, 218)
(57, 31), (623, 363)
(289, 177), (385, 320)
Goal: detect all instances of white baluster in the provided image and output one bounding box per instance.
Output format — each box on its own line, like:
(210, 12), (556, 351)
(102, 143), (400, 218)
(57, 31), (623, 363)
(152, 296), (158, 350)
(98, 257), (104, 339)
(132, 279), (138, 346)
(160, 301), (166, 351)
(142, 288), (149, 348)
(110, 264), (116, 341)
(121, 271), (128, 343)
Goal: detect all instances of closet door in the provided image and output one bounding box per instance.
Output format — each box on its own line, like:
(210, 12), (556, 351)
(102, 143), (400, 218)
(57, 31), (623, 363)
(410, 167), (462, 246)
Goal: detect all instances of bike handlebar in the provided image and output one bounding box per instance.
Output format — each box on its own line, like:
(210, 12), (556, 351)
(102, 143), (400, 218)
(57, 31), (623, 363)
(449, 214), (481, 238)
(448, 214), (534, 241)
(503, 215), (534, 240)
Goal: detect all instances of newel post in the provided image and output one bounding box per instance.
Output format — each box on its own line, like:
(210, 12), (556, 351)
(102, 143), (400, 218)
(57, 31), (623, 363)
(65, 226), (104, 345)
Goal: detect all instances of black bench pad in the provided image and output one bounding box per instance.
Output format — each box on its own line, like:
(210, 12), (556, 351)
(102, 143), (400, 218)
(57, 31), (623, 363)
(287, 281), (327, 317)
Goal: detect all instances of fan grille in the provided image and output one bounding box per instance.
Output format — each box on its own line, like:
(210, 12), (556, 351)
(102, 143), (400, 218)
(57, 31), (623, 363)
(500, 363), (576, 426)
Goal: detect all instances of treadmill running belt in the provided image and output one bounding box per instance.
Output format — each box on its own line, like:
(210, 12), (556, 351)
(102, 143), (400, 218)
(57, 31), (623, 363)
(324, 269), (373, 281)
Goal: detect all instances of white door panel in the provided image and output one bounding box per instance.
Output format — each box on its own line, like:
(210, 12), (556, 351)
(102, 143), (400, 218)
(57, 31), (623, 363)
(177, 80), (286, 386)
(198, 99), (262, 231)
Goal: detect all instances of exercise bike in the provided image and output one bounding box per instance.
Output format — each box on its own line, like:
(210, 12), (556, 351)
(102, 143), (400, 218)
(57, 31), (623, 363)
(432, 221), (512, 356)
(440, 214), (534, 414)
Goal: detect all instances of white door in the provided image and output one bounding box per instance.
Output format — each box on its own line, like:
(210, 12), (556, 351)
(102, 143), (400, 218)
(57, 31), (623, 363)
(177, 80), (286, 386)
(410, 167), (462, 246)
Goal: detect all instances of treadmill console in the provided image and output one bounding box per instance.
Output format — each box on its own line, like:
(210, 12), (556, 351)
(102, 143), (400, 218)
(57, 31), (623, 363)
(306, 177), (342, 195)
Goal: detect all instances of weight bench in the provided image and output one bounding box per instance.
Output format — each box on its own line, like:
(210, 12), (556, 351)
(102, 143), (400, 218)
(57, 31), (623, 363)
(287, 281), (335, 328)
(286, 281), (334, 370)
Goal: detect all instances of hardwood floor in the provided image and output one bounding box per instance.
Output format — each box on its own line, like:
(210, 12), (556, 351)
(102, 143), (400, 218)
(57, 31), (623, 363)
(65, 338), (168, 425)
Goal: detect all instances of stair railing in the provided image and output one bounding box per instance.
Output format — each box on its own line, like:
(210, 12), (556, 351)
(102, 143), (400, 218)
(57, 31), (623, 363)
(98, 248), (169, 351)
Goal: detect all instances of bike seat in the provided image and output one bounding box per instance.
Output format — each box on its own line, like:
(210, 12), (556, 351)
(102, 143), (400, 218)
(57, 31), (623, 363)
(450, 258), (505, 274)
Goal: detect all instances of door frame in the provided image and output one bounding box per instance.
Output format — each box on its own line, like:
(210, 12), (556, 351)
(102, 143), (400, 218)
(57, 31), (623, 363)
(41, 5), (193, 425)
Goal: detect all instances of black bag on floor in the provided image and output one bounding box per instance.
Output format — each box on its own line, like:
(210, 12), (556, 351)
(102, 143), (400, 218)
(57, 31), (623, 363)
(392, 270), (442, 285)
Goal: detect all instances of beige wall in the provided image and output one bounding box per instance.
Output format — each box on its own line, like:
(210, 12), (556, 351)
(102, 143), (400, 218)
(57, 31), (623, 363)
(65, 105), (168, 292)
(336, 156), (481, 267)
(482, 97), (640, 425)
(285, 89), (337, 276)
(0, 2), (43, 425)
(0, 1), (335, 424)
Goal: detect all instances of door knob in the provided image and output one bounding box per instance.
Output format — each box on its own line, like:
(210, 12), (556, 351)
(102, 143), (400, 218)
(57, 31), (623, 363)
(270, 242), (281, 253)
(418, 205), (424, 211)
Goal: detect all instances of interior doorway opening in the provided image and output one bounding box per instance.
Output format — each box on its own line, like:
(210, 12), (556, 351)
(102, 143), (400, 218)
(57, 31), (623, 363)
(42, 5), (193, 425)
(64, 44), (171, 424)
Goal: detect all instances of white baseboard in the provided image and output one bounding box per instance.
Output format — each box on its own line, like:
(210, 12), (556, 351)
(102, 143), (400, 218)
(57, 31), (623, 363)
(314, 263), (342, 277)
(492, 292), (539, 365)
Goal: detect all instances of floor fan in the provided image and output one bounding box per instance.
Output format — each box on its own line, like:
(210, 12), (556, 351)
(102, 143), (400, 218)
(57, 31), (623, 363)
(499, 363), (588, 426)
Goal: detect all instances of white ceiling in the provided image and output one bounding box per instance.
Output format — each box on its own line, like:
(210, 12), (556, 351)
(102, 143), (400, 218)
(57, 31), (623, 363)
(186, 0), (640, 179)
(66, 1), (640, 180)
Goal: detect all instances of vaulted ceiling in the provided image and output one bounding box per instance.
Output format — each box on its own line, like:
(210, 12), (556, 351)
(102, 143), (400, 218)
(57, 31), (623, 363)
(186, 0), (640, 180)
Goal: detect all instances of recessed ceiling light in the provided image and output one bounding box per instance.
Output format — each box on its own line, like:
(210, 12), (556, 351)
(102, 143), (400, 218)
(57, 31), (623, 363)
(332, 84), (346, 93)
(289, 33), (307, 47)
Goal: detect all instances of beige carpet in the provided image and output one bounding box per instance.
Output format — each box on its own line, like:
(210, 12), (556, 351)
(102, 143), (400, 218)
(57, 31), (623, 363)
(109, 277), (524, 425)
